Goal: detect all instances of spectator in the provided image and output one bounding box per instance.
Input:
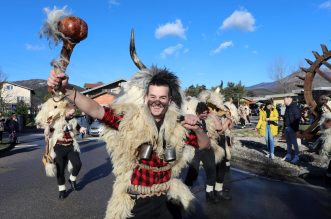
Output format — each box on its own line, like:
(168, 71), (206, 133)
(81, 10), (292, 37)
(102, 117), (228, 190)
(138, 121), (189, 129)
(238, 104), (247, 128)
(256, 100), (279, 159)
(8, 113), (19, 144)
(244, 104), (251, 124)
(77, 112), (91, 138)
(282, 96), (301, 164)
(0, 112), (4, 143)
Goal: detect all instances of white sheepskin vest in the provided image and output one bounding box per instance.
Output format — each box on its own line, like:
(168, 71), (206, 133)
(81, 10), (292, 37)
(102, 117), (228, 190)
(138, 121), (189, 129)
(101, 103), (195, 219)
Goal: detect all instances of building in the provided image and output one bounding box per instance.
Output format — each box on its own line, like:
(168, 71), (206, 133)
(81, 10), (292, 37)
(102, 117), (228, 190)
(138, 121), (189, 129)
(0, 82), (35, 112)
(81, 79), (126, 106)
(83, 82), (104, 90)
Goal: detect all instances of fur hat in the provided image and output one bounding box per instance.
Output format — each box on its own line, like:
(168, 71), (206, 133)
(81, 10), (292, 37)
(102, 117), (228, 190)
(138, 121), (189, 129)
(114, 30), (182, 108)
(198, 88), (225, 111)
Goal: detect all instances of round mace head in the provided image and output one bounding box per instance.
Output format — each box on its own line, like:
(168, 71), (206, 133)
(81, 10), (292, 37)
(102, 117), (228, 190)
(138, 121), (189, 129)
(58, 16), (88, 43)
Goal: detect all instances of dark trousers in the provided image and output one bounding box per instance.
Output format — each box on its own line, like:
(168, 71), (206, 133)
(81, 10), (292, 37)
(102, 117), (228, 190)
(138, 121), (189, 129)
(131, 195), (182, 219)
(240, 118), (246, 126)
(216, 135), (230, 183)
(216, 160), (228, 183)
(54, 144), (82, 185)
(185, 148), (216, 187)
(0, 131), (2, 141)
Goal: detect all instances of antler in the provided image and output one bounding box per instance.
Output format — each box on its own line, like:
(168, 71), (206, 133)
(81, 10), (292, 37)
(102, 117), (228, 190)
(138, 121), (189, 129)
(300, 44), (331, 138)
(302, 44), (331, 113)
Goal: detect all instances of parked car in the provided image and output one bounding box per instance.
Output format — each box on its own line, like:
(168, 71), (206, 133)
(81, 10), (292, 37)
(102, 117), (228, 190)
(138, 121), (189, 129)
(88, 120), (103, 136)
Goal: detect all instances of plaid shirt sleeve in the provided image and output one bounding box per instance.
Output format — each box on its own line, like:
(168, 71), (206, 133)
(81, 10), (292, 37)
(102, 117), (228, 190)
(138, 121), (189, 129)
(101, 107), (123, 130)
(185, 130), (199, 149)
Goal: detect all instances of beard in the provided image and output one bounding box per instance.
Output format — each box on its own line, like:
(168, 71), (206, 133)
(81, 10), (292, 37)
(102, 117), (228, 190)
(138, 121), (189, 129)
(147, 100), (169, 116)
(147, 100), (168, 108)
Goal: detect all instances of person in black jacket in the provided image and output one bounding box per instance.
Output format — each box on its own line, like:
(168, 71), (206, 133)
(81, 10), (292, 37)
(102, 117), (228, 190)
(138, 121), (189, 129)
(282, 96), (301, 164)
(8, 113), (19, 144)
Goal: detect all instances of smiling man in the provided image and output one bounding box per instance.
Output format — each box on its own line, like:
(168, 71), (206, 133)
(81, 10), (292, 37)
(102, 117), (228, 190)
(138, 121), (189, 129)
(47, 64), (210, 218)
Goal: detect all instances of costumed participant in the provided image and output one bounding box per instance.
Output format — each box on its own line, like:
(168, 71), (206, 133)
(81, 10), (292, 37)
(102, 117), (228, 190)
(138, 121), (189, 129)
(183, 100), (220, 203)
(37, 6), (88, 199)
(36, 99), (86, 199)
(47, 30), (210, 219)
(198, 89), (238, 200)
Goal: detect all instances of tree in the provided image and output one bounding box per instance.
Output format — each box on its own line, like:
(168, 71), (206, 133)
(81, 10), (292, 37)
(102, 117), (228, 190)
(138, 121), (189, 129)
(185, 84), (207, 97)
(246, 90), (256, 97)
(223, 81), (245, 105)
(16, 100), (29, 115)
(0, 67), (9, 113)
(268, 57), (291, 93)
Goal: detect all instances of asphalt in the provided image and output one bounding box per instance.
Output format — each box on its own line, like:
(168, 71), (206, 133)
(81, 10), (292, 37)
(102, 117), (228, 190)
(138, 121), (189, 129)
(0, 132), (330, 219)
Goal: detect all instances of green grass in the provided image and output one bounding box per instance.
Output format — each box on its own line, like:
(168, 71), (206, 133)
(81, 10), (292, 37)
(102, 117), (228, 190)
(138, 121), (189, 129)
(0, 139), (12, 150)
(233, 128), (260, 137)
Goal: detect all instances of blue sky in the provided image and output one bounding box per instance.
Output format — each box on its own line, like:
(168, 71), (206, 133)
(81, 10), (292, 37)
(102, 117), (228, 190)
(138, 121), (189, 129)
(1, 0), (331, 89)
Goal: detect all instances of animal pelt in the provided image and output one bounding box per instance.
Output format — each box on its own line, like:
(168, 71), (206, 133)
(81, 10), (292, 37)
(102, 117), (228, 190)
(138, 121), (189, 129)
(182, 96), (199, 114)
(101, 102), (195, 219)
(35, 98), (69, 128)
(45, 162), (57, 177)
(224, 101), (240, 124)
(319, 112), (331, 157)
(35, 98), (79, 174)
(205, 113), (225, 163)
(183, 96), (225, 163)
(198, 88), (226, 111)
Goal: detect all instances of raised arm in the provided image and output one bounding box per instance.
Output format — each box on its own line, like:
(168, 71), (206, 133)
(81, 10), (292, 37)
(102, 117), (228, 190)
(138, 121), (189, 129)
(47, 70), (105, 120)
(182, 114), (210, 149)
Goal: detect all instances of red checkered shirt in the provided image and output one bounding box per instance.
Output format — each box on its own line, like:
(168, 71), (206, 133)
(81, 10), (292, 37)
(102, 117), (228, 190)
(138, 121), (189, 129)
(101, 107), (198, 187)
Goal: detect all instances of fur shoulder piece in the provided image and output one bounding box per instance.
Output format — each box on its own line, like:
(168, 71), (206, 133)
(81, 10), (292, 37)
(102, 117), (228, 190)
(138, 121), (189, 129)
(182, 96), (199, 114)
(35, 98), (70, 128)
(198, 89), (225, 111)
(224, 101), (239, 124)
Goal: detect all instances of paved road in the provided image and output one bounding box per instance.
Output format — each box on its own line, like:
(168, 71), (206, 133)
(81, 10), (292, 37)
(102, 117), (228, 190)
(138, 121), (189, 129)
(0, 132), (330, 219)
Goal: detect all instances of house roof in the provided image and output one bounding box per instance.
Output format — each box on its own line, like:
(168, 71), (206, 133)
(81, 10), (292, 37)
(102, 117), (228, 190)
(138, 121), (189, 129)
(3, 82), (35, 94)
(84, 82), (104, 89)
(81, 79), (126, 95)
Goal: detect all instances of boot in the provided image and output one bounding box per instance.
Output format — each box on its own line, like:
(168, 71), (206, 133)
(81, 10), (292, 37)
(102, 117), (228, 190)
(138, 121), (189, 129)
(58, 190), (66, 200)
(206, 191), (219, 203)
(215, 190), (232, 201)
(68, 179), (78, 191)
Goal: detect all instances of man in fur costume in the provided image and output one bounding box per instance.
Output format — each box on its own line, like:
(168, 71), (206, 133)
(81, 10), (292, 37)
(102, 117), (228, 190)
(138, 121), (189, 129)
(47, 57), (210, 219)
(183, 101), (221, 203)
(36, 98), (87, 199)
(198, 89), (238, 200)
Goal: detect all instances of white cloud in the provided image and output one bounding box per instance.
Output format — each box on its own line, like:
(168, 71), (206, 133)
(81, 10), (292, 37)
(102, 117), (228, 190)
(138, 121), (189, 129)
(319, 1), (331, 9)
(161, 43), (184, 58)
(252, 50), (258, 55)
(183, 48), (189, 54)
(220, 9), (256, 32)
(244, 44), (249, 49)
(155, 19), (187, 39)
(25, 43), (45, 51)
(108, 0), (120, 8)
(211, 41), (233, 54)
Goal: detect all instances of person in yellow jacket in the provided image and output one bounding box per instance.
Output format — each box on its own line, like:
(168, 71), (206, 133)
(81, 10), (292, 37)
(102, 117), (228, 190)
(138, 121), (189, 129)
(256, 100), (279, 159)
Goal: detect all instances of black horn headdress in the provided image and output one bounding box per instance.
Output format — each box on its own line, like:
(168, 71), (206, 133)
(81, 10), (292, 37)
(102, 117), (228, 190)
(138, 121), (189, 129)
(115, 29), (183, 108)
